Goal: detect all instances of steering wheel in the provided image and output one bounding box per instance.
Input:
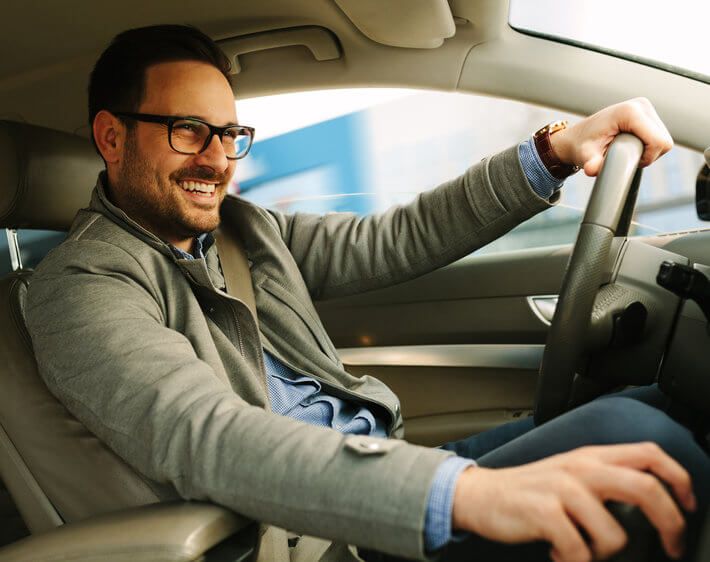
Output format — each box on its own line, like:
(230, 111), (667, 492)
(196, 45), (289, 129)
(534, 133), (645, 425)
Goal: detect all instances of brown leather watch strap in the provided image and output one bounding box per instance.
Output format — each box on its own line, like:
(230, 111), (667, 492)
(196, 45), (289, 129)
(533, 120), (579, 180)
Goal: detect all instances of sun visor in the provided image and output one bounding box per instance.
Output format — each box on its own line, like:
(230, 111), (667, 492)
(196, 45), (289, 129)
(334, 0), (456, 49)
(0, 121), (102, 231)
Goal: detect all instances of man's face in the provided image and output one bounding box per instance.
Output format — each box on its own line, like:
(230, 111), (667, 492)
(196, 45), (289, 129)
(110, 60), (238, 247)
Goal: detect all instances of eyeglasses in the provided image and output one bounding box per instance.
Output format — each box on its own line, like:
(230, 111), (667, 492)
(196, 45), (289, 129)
(114, 112), (255, 160)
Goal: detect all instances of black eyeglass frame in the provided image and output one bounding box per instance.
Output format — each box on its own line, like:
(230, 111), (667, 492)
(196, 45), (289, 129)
(114, 111), (255, 160)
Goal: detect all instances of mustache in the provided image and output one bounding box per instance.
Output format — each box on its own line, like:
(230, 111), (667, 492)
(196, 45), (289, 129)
(171, 167), (230, 184)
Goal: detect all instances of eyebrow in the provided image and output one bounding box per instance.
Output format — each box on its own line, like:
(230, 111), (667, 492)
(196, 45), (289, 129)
(185, 115), (240, 127)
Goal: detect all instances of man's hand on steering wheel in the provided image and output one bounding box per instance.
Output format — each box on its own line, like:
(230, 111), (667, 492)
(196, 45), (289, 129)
(549, 97), (674, 177)
(534, 100), (675, 425)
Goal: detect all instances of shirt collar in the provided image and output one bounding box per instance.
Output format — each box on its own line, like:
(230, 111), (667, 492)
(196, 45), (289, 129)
(170, 232), (215, 261)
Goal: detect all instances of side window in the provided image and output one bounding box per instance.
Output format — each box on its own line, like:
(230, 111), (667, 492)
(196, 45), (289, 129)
(0, 230), (65, 276)
(234, 89), (706, 254)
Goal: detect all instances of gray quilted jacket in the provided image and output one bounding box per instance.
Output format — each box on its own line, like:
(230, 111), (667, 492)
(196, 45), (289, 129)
(25, 145), (553, 560)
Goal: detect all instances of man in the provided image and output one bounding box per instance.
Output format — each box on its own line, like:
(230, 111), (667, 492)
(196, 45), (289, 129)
(24, 25), (709, 562)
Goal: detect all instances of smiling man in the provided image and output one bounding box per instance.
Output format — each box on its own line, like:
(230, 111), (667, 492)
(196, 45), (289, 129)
(93, 60), (241, 252)
(25, 25), (710, 562)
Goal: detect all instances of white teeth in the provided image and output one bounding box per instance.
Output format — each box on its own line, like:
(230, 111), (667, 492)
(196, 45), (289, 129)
(179, 181), (216, 194)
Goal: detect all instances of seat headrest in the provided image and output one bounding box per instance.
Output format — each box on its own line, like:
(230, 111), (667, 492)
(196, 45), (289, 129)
(0, 121), (103, 231)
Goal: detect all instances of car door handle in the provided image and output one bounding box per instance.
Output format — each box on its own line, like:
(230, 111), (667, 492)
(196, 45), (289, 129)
(527, 295), (558, 326)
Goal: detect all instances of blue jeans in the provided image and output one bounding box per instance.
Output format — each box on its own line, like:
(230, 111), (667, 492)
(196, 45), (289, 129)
(364, 385), (710, 561)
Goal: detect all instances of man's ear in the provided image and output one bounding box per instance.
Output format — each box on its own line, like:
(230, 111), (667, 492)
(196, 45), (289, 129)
(93, 110), (125, 164)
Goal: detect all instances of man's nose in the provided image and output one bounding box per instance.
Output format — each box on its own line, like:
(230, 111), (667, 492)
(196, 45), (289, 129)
(194, 134), (230, 173)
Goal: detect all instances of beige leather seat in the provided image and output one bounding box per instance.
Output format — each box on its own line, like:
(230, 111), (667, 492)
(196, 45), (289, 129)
(0, 120), (254, 561)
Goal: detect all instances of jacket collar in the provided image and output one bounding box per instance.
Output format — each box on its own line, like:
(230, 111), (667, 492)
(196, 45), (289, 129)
(88, 172), (219, 262)
(87, 173), (229, 291)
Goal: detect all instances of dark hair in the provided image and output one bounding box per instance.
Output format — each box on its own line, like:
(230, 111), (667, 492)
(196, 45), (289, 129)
(88, 24), (232, 143)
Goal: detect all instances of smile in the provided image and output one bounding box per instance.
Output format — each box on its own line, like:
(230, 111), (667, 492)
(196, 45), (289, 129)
(178, 180), (217, 196)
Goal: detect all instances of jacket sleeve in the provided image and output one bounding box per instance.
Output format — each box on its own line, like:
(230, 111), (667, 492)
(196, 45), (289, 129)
(266, 144), (557, 300)
(25, 240), (453, 561)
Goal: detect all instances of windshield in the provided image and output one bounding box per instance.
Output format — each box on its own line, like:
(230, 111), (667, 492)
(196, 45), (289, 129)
(509, 0), (710, 83)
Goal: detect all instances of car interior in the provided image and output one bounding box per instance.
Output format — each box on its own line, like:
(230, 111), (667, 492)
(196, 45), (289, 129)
(1, 0), (710, 560)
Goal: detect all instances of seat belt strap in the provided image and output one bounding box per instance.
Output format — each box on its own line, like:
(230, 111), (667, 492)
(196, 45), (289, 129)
(214, 227), (258, 322)
(213, 232), (361, 562)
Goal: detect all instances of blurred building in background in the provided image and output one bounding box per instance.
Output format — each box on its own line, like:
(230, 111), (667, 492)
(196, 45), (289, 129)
(234, 90), (706, 255)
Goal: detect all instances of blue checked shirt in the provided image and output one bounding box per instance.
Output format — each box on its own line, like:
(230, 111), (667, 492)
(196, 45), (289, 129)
(172, 137), (564, 551)
(263, 350), (388, 436)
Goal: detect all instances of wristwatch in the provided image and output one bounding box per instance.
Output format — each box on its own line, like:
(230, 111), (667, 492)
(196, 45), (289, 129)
(533, 120), (580, 180)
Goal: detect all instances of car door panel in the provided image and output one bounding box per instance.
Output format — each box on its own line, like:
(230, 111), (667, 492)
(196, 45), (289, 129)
(316, 244), (575, 445)
(317, 232), (710, 446)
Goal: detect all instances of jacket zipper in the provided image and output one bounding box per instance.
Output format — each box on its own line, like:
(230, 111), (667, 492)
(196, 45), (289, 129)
(231, 303), (245, 357)
(222, 295), (271, 401)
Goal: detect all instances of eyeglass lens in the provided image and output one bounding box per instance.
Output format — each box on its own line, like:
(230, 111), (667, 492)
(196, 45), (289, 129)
(170, 119), (251, 158)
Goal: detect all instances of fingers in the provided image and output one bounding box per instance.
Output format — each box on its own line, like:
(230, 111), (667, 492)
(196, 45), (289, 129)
(574, 98), (674, 176)
(616, 97), (673, 167)
(593, 442), (695, 512)
(542, 442), (693, 560)
(639, 97), (674, 153)
(560, 481), (628, 559)
(538, 499), (592, 562)
(590, 465), (686, 559)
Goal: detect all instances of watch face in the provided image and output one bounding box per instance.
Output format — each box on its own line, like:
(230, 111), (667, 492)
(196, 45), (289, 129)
(548, 120), (568, 135)
(535, 120), (568, 139)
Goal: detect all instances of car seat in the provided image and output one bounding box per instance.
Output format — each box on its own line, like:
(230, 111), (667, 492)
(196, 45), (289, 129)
(0, 120), (255, 561)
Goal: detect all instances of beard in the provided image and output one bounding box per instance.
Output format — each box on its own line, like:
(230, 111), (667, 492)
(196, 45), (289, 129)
(114, 131), (228, 242)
